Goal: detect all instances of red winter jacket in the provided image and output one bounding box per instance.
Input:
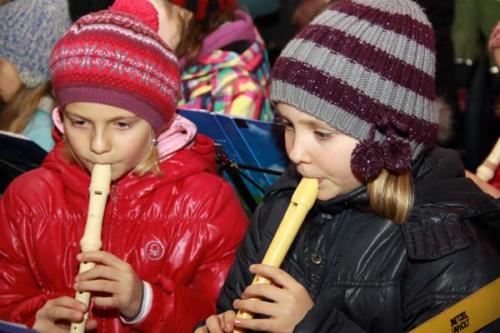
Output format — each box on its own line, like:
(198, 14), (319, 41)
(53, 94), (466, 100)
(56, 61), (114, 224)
(0, 135), (249, 332)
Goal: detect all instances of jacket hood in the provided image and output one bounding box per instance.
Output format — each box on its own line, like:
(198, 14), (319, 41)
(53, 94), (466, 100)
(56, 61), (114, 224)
(266, 166), (369, 215)
(180, 11), (264, 78)
(198, 9), (256, 60)
(413, 148), (499, 213)
(41, 134), (216, 200)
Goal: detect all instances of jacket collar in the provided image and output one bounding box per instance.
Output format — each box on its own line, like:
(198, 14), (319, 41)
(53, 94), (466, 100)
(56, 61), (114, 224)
(41, 134), (216, 200)
(268, 166), (369, 215)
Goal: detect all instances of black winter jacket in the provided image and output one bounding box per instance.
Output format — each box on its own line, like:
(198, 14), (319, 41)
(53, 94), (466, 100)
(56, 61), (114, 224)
(216, 148), (500, 332)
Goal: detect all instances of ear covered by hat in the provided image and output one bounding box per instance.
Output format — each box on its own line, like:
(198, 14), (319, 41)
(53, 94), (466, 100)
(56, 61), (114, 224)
(271, 0), (439, 181)
(50, 0), (181, 135)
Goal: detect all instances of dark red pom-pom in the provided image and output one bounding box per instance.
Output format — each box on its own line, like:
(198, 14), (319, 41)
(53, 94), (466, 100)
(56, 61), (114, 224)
(351, 140), (384, 181)
(380, 137), (412, 173)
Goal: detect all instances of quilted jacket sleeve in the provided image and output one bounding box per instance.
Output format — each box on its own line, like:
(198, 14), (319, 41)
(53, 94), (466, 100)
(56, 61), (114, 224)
(0, 183), (52, 327)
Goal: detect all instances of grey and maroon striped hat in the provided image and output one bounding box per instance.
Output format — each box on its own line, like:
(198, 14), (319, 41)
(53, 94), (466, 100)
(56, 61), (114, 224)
(271, 0), (439, 181)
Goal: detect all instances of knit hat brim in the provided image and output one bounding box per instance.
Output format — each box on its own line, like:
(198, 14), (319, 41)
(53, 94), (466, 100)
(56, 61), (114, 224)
(271, 0), (439, 164)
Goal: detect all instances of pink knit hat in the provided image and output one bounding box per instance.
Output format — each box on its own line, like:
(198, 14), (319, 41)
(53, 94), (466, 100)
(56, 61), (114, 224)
(50, 0), (180, 135)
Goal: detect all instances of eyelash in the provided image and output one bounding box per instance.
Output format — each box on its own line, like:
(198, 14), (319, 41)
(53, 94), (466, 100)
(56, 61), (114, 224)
(277, 119), (333, 140)
(69, 119), (132, 129)
(314, 131), (333, 140)
(70, 119), (88, 128)
(115, 121), (131, 129)
(274, 116), (293, 128)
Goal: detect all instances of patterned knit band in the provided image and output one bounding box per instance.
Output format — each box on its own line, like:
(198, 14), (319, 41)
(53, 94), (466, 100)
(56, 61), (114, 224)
(0, 0), (71, 88)
(50, 5), (180, 135)
(170, 0), (237, 20)
(271, 0), (438, 181)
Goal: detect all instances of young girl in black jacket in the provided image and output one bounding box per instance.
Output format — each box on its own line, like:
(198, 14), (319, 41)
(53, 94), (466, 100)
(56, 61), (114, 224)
(196, 0), (500, 332)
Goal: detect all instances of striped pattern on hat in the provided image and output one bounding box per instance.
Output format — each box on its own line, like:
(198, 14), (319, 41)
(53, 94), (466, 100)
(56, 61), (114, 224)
(271, 0), (438, 168)
(170, 0), (237, 20)
(50, 9), (180, 135)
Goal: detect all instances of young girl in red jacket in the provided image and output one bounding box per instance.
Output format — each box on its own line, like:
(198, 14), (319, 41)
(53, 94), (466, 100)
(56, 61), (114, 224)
(0, 1), (248, 332)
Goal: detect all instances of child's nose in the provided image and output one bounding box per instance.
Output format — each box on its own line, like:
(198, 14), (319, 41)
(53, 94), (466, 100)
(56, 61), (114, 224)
(288, 138), (309, 165)
(90, 130), (111, 154)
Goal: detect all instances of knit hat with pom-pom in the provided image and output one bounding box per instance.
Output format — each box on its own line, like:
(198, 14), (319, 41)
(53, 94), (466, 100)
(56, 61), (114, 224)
(50, 0), (180, 135)
(271, 0), (439, 181)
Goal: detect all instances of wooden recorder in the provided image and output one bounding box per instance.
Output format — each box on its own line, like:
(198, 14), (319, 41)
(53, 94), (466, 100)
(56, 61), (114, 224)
(70, 164), (111, 333)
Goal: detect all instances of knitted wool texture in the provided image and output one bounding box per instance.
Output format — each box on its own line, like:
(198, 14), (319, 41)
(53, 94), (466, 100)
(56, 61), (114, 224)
(0, 0), (71, 87)
(50, 5), (180, 135)
(170, 0), (237, 20)
(271, 0), (439, 181)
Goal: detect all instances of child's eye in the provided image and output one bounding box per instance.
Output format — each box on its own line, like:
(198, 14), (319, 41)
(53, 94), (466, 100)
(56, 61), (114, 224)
(314, 131), (333, 140)
(275, 119), (293, 129)
(115, 121), (131, 129)
(71, 119), (88, 127)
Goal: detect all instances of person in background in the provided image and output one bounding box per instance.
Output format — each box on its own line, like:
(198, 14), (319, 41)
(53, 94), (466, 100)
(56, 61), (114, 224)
(291, 0), (335, 29)
(465, 21), (500, 198)
(0, 1), (249, 332)
(452, 0), (500, 170)
(148, 0), (273, 121)
(66, 0), (113, 21)
(485, 21), (500, 192)
(0, 0), (71, 151)
(464, 21), (500, 199)
(196, 0), (500, 332)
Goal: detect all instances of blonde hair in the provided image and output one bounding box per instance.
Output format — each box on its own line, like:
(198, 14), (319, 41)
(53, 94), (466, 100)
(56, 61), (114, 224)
(367, 169), (414, 224)
(0, 82), (50, 133)
(133, 143), (162, 177)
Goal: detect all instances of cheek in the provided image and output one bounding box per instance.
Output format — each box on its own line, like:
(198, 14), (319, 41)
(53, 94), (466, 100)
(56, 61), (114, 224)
(322, 144), (355, 178)
(0, 62), (22, 102)
(120, 133), (151, 164)
(64, 131), (86, 156)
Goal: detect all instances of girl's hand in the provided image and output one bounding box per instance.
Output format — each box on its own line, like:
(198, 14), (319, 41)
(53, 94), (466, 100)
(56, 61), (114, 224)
(194, 310), (237, 333)
(75, 251), (143, 319)
(232, 264), (313, 333)
(33, 296), (97, 333)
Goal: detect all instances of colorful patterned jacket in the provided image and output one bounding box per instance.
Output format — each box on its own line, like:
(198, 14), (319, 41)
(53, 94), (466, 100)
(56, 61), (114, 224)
(178, 10), (273, 122)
